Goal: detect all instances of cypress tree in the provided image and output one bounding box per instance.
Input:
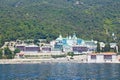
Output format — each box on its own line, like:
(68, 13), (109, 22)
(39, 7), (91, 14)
(0, 49), (3, 59)
(97, 42), (101, 53)
(104, 43), (110, 52)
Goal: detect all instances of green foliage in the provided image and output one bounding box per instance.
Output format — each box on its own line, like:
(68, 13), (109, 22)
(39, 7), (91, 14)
(0, 49), (3, 59)
(103, 43), (110, 52)
(96, 42), (101, 53)
(4, 47), (13, 59)
(51, 54), (66, 58)
(0, 35), (4, 47)
(0, 0), (120, 45)
(14, 48), (20, 54)
(13, 48), (20, 58)
(67, 52), (74, 57)
(33, 39), (40, 45)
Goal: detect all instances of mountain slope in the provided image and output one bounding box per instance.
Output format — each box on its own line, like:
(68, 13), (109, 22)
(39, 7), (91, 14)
(0, 0), (120, 44)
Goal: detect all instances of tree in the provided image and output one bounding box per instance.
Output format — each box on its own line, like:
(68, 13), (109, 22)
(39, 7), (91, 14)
(4, 47), (13, 59)
(14, 48), (20, 54)
(96, 42), (101, 53)
(104, 43), (110, 52)
(33, 39), (40, 45)
(13, 48), (20, 58)
(0, 35), (4, 47)
(0, 49), (3, 59)
(67, 52), (74, 59)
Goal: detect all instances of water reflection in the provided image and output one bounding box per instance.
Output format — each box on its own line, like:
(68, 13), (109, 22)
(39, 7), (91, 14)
(0, 63), (120, 80)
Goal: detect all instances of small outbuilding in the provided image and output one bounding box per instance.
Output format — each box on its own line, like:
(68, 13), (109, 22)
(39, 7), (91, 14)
(87, 52), (117, 63)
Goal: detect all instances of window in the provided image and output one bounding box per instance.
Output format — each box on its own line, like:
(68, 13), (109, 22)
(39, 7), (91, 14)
(91, 55), (96, 59)
(104, 55), (112, 59)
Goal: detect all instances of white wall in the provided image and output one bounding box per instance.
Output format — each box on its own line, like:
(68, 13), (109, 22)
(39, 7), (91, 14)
(87, 54), (117, 63)
(96, 54), (104, 63)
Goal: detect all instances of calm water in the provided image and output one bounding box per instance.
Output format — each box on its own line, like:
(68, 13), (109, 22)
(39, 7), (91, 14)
(0, 63), (120, 80)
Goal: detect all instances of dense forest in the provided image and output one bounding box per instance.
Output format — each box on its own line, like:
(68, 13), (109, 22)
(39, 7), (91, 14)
(0, 0), (120, 47)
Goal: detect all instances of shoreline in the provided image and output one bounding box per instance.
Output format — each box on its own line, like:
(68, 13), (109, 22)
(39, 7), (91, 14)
(0, 58), (120, 64)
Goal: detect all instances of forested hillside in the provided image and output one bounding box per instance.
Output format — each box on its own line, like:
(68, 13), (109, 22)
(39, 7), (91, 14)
(0, 0), (120, 46)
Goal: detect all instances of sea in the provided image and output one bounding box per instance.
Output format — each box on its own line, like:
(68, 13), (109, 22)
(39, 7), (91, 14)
(0, 63), (120, 80)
